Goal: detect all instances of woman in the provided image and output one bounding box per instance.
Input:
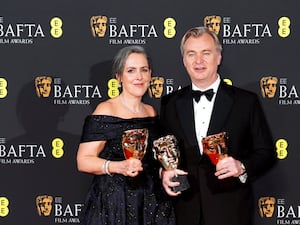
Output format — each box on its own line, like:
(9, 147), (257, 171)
(77, 45), (175, 225)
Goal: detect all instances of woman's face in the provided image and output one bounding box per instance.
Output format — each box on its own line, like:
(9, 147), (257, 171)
(119, 53), (151, 97)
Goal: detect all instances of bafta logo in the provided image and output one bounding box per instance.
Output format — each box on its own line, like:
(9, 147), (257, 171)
(35, 76), (52, 98)
(148, 76), (164, 98)
(90, 15), (107, 37)
(36, 195), (53, 216)
(260, 76), (278, 98)
(204, 15), (221, 35)
(258, 197), (276, 218)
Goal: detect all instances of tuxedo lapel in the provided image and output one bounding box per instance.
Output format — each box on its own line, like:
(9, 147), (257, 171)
(208, 82), (234, 135)
(176, 87), (199, 148)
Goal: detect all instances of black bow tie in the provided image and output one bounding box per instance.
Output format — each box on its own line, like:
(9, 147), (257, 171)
(192, 89), (214, 102)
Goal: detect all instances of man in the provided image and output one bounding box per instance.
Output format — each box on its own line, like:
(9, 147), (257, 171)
(160, 26), (277, 225)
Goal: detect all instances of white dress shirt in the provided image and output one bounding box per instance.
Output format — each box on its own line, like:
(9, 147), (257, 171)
(193, 76), (221, 154)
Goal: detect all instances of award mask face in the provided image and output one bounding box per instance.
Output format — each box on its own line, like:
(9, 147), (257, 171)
(122, 128), (148, 160)
(153, 134), (190, 192)
(153, 135), (179, 170)
(202, 131), (228, 165)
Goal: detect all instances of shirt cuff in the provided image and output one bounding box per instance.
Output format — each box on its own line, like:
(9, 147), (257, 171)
(239, 172), (248, 183)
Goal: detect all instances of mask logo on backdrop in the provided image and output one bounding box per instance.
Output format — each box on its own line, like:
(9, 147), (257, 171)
(36, 195), (83, 223)
(0, 196), (9, 217)
(89, 15), (158, 44)
(35, 76), (52, 98)
(204, 15), (291, 45)
(0, 78), (8, 98)
(259, 197), (276, 218)
(260, 76), (299, 105)
(204, 15), (221, 35)
(148, 77), (164, 98)
(90, 16), (107, 37)
(34, 76), (103, 105)
(260, 76), (278, 98)
(37, 195), (53, 216)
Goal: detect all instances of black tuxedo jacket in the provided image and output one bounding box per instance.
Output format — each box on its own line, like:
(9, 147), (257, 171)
(160, 81), (277, 225)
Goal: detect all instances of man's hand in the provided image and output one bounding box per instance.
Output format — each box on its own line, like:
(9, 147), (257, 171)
(161, 169), (188, 196)
(215, 156), (245, 179)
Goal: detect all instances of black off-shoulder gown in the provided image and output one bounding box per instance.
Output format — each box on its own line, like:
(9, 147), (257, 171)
(79, 115), (175, 225)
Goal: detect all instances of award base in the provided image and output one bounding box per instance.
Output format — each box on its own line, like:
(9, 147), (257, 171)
(171, 174), (190, 192)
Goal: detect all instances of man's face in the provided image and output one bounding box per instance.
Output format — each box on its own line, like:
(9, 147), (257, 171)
(183, 33), (221, 89)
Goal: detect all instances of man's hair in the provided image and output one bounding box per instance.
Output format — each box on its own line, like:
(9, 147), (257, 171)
(180, 26), (222, 56)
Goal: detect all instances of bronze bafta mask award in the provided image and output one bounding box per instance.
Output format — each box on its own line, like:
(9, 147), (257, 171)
(202, 131), (228, 165)
(122, 128), (149, 160)
(153, 135), (190, 192)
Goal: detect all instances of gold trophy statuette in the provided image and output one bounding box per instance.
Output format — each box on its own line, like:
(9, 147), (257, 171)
(122, 128), (149, 160)
(202, 131), (228, 165)
(153, 135), (190, 192)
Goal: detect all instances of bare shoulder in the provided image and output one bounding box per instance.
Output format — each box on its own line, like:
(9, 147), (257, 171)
(143, 103), (157, 117)
(92, 99), (115, 115)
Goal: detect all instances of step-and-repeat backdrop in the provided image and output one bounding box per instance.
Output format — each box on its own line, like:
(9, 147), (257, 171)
(1, 1), (299, 224)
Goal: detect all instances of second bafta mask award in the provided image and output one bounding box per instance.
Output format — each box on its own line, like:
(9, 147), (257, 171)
(202, 131), (228, 165)
(122, 128), (148, 160)
(153, 135), (190, 192)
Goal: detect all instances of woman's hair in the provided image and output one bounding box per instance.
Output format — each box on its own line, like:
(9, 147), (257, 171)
(112, 45), (151, 76)
(180, 26), (222, 56)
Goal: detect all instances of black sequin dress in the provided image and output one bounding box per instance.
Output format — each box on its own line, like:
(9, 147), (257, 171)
(79, 115), (175, 225)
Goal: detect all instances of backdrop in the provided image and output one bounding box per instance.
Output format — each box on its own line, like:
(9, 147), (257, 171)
(1, 0), (299, 224)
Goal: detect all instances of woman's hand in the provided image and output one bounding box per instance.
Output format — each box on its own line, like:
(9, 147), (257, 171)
(110, 158), (143, 177)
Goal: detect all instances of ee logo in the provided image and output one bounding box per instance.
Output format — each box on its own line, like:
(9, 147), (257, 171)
(0, 197), (9, 217)
(50, 17), (63, 38)
(276, 139), (288, 159)
(278, 17), (290, 38)
(164, 17), (176, 38)
(52, 138), (64, 158)
(108, 78), (120, 98)
(0, 78), (8, 98)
